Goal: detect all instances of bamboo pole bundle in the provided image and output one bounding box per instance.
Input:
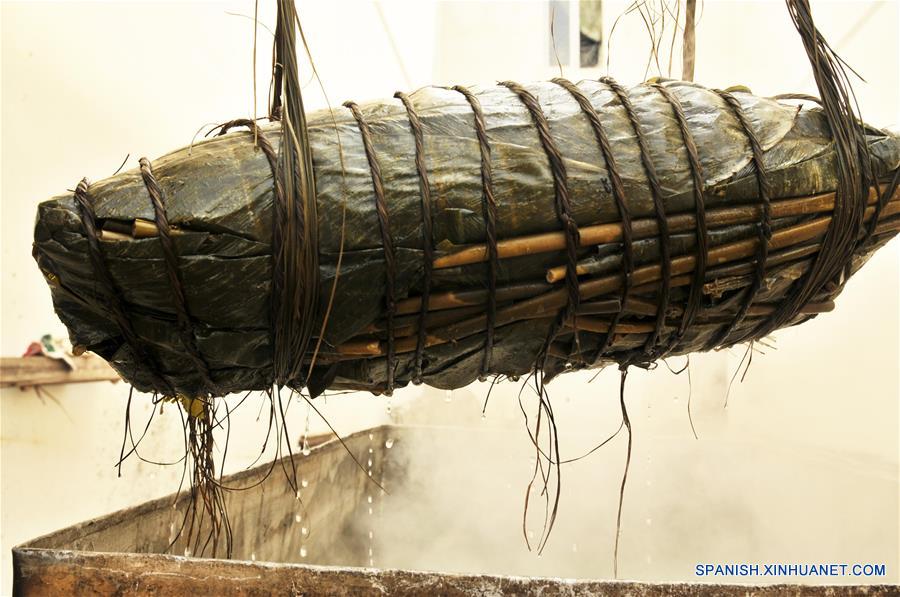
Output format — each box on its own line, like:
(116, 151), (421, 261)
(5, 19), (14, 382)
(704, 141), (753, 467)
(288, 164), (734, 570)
(33, 79), (900, 396)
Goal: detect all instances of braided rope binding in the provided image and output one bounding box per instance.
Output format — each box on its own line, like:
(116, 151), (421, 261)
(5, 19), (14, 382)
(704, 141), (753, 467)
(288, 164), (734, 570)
(73, 178), (174, 394)
(344, 101), (398, 395)
(139, 157), (220, 396)
(452, 85), (500, 378)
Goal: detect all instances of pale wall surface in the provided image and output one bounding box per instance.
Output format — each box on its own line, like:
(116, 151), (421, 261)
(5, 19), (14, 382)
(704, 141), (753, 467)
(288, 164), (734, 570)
(1, 1), (898, 594)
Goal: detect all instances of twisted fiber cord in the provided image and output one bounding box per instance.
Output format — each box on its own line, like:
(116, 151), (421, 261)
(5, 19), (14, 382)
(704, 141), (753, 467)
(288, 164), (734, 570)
(271, 0), (320, 388)
(451, 85), (499, 377)
(651, 82), (708, 355)
(138, 157), (220, 396)
(270, 9), (283, 121)
(73, 178), (174, 395)
(750, 0), (872, 338)
(499, 80), (583, 363)
(344, 101), (398, 394)
(705, 90), (773, 349)
(861, 168), (900, 248)
(215, 119), (285, 386)
(599, 77), (672, 363)
(551, 77), (635, 360)
(394, 91), (435, 383)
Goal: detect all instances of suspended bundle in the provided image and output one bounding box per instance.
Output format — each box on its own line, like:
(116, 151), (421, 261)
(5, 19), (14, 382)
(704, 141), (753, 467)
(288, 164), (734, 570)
(33, 79), (900, 397)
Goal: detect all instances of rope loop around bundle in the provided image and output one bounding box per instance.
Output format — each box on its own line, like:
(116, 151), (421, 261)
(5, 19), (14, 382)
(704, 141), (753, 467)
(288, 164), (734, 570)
(451, 84), (500, 379)
(394, 91), (435, 385)
(650, 82), (709, 357)
(550, 77), (634, 362)
(268, 0), (321, 390)
(73, 178), (175, 396)
(138, 157), (220, 396)
(598, 76), (673, 367)
(214, 119), (286, 391)
(344, 100), (399, 395)
(704, 89), (773, 349)
(499, 80), (584, 367)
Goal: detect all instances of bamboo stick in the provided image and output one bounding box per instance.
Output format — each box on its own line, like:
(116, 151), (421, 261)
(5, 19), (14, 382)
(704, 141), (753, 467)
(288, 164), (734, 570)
(395, 281), (550, 316)
(433, 184), (893, 270)
(335, 339), (381, 356)
(98, 218), (183, 240)
(132, 218), (160, 238)
(572, 201), (900, 300)
(391, 201), (899, 336)
(356, 221), (890, 347)
(323, 294), (838, 364)
(562, 301), (835, 336)
(334, 200), (900, 357)
(364, 305), (486, 336)
(99, 230), (132, 242)
(546, 187), (899, 282)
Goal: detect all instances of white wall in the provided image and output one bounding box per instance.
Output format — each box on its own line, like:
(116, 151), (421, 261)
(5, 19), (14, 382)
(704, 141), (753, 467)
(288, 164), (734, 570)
(1, 0), (897, 593)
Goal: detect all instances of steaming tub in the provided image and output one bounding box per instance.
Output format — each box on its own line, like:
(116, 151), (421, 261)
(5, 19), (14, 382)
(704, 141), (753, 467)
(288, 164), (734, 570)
(12, 425), (893, 596)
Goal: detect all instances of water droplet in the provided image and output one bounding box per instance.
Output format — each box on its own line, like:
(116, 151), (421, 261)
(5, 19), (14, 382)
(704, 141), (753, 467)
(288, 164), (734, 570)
(510, 375), (520, 382)
(295, 490), (301, 500)
(368, 507), (373, 515)
(368, 548), (374, 557)
(169, 522), (175, 533)
(295, 514), (302, 523)
(368, 447), (374, 454)
(368, 433), (374, 441)
(367, 459), (373, 467)
(481, 413), (486, 420)
(301, 526), (308, 536)
(367, 470), (372, 477)
(302, 445), (311, 457)
(384, 438), (394, 449)
(250, 552), (256, 561)
(300, 547), (308, 558)
(369, 531), (374, 540)
(386, 404), (392, 414)
(367, 495), (373, 504)
(369, 558), (375, 567)
(564, 361), (573, 370)
(444, 389), (453, 403)
(527, 530), (535, 540)
(301, 479), (309, 488)
(183, 548), (192, 557)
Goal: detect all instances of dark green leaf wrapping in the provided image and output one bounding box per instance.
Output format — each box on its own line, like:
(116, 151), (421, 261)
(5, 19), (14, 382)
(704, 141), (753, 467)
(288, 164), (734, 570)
(32, 80), (900, 395)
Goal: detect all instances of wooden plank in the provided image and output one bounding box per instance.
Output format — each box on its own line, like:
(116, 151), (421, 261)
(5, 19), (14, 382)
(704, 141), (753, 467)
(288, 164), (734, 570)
(0, 355), (120, 388)
(13, 549), (895, 597)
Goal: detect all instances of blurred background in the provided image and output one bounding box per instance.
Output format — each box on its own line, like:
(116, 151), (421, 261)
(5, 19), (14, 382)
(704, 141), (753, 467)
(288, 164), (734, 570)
(1, 0), (898, 593)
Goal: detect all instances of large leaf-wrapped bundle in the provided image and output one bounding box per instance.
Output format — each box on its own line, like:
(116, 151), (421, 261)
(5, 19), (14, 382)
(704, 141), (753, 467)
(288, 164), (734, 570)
(33, 79), (900, 397)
